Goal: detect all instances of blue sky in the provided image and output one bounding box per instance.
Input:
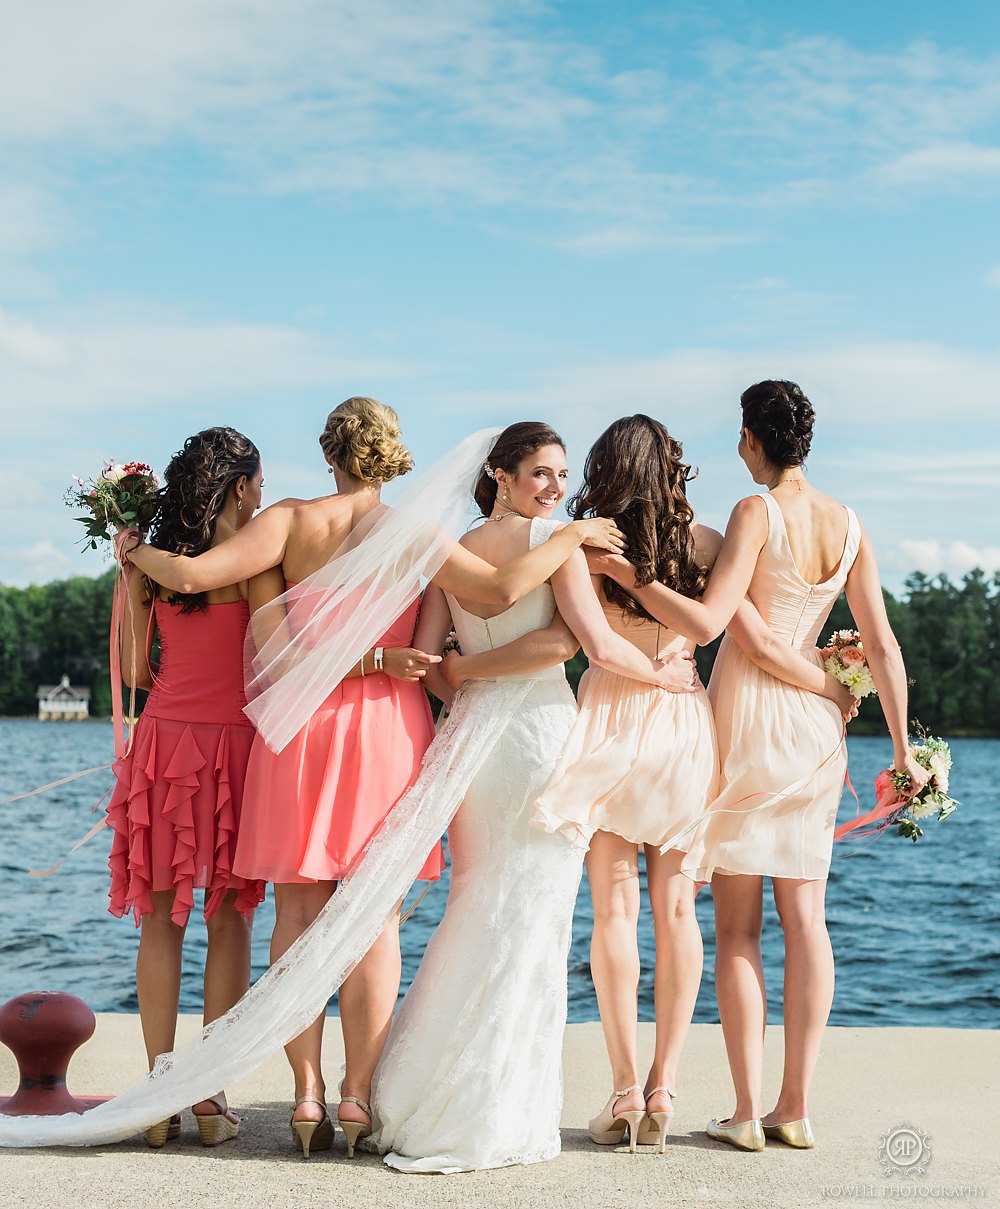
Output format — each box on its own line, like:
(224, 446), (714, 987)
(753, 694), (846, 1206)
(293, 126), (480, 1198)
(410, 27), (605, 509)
(2, 1), (998, 592)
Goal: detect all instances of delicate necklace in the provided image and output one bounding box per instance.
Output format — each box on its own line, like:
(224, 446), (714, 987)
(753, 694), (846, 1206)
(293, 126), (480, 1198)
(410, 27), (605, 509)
(490, 506), (524, 522)
(772, 474), (806, 492)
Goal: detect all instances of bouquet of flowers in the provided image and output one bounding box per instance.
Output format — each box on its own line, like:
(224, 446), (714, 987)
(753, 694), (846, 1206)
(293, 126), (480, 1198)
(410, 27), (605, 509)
(821, 628), (876, 699)
(65, 460), (160, 550)
(879, 733), (959, 842)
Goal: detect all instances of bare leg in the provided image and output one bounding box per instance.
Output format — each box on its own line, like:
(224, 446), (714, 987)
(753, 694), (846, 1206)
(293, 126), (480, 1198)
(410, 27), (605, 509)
(712, 873), (765, 1123)
(765, 877), (833, 1125)
(643, 845), (702, 1112)
(193, 890), (253, 1118)
(272, 881), (336, 1124)
(336, 907), (402, 1126)
(585, 830), (644, 1115)
(135, 890), (186, 1071)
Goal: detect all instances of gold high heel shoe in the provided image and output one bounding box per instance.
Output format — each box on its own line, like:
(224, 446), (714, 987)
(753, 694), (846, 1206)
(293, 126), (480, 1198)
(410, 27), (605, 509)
(763, 1118), (815, 1148)
(144, 1114), (181, 1148)
(706, 1116), (765, 1152)
(193, 1098), (240, 1146)
(588, 1084), (646, 1153)
(338, 1095), (373, 1158)
(636, 1086), (676, 1152)
(290, 1095), (334, 1158)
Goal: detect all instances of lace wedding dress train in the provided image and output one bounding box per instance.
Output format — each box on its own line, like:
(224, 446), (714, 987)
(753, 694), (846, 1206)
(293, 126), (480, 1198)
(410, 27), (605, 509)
(370, 518), (585, 1173)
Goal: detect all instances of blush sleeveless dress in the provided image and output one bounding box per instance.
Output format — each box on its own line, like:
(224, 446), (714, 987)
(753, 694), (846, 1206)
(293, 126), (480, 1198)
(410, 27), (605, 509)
(106, 599), (265, 927)
(681, 494), (861, 882)
(233, 596), (443, 884)
(534, 602), (719, 850)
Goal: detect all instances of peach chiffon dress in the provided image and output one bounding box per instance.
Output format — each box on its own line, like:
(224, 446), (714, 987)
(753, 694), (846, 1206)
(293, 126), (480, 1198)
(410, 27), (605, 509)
(681, 493), (861, 882)
(106, 599), (266, 927)
(534, 601), (719, 850)
(233, 595), (443, 884)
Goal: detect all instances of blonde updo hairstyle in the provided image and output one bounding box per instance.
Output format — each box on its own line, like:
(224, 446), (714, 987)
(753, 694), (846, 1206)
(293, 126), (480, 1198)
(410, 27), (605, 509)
(319, 396), (414, 483)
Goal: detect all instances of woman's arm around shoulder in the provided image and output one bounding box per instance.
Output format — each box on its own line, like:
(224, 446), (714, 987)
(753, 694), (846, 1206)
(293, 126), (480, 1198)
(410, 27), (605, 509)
(125, 499), (300, 595)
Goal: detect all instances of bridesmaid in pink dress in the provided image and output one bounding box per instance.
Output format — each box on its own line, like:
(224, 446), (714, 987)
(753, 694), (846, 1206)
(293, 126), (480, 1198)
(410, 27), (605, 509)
(123, 397), (622, 1159)
(594, 381), (929, 1152)
(108, 427), (281, 1146)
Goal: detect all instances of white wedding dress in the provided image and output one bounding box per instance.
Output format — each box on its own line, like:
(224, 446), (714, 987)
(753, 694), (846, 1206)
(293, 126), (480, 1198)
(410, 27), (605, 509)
(370, 518), (585, 1173)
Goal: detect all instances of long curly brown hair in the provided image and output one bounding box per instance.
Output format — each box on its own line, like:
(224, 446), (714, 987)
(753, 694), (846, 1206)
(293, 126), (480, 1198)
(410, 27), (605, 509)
(148, 427), (260, 612)
(569, 414), (707, 620)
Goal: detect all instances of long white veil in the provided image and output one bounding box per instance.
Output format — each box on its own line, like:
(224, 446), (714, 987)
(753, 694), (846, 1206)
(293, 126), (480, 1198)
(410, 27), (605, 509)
(0, 425), (537, 1148)
(245, 427), (501, 753)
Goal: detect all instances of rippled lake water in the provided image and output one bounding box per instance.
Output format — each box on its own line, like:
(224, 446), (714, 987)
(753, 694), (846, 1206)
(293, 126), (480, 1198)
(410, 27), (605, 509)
(0, 720), (996, 1027)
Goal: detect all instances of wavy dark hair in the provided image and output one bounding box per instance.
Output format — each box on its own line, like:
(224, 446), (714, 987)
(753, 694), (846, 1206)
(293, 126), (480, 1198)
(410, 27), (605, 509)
(148, 427), (261, 612)
(473, 421), (565, 517)
(569, 414), (707, 620)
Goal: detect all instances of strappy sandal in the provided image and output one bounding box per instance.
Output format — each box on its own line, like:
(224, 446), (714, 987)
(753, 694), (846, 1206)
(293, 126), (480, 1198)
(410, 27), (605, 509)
(193, 1097), (240, 1147)
(636, 1086), (677, 1152)
(144, 1113), (181, 1148)
(338, 1095), (372, 1159)
(290, 1095), (334, 1159)
(588, 1084), (646, 1153)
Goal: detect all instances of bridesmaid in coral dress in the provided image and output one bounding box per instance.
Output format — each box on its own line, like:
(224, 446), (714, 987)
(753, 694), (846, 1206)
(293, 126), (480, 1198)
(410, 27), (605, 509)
(123, 397), (623, 1159)
(593, 381), (929, 1153)
(108, 427), (281, 1146)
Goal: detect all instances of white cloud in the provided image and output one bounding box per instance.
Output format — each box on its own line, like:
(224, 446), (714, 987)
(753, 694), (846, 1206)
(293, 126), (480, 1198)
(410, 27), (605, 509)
(984, 265), (1000, 288)
(880, 142), (1000, 185)
(898, 539), (1000, 580)
(7, 539), (74, 586)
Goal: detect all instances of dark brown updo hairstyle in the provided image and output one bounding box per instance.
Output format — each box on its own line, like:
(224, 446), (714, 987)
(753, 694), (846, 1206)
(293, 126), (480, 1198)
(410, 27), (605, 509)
(319, 396), (413, 482)
(149, 426), (261, 612)
(740, 379), (815, 469)
(473, 421), (566, 517)
(570, 414), (707, 618)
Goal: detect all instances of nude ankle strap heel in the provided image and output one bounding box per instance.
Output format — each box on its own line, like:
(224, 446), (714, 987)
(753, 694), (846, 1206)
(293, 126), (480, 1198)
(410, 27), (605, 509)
(588, 1084), (645, 1152)
(338, 1095), (373, 1158)
(636, 1086), (676, 1152)
(290, 1095), (334, 1159)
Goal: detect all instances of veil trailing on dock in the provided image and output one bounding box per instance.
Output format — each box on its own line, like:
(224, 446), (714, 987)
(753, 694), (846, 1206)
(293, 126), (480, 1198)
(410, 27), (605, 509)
(0, 425), (524, 1148)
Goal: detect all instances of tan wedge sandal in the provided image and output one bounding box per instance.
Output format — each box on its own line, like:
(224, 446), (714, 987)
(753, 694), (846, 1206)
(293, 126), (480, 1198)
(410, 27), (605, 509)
(144, 1114), (181, 1148)
(290, 1095), (334, 1158)
(636, 1086), (676, 1152)
(193, 1098), (240, 1147)
(338, 1095), (373, 1159)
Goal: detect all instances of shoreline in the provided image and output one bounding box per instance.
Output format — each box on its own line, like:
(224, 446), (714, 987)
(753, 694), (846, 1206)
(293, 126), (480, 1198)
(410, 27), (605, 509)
(1, 1015), (995, 1208)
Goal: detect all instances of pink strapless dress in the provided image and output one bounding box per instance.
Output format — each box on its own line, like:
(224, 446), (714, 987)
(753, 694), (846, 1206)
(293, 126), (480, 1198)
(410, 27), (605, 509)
(233, 595), (443, 884)
(535, 603), (719, 849)
(106, 599), (266, 927)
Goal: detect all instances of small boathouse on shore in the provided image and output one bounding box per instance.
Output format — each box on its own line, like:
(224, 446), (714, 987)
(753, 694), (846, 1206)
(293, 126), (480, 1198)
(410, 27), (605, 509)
(36, 676), (91, 721)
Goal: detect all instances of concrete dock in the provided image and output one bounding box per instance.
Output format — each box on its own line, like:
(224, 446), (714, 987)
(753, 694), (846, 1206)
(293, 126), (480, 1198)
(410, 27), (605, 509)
(1, 1015), (995, 1208)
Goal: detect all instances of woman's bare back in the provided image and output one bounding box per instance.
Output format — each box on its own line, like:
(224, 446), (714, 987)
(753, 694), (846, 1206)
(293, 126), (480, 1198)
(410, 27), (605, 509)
(767, 484), (851, 586)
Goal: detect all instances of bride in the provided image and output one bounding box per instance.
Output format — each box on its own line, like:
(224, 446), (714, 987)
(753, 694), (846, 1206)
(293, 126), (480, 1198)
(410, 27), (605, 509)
(369, 421), (698, 1173)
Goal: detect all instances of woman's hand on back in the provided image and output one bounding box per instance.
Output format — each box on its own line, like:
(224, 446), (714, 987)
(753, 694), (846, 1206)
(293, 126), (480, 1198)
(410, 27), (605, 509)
(568, 518), (627, 554)
(383, 646), (442, 682)
(657, 650), (700, 693)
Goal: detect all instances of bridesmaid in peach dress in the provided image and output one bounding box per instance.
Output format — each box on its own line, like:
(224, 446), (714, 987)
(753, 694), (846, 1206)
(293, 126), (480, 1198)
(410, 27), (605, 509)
(109, 427), (279, 1146)
(534, 415), (854, 1152)
(123, 397), (624, 1159)
(593, 381), (929, 1153)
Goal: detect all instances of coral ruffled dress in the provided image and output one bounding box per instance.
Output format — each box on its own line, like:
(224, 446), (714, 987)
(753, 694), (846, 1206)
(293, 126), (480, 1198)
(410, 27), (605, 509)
(106, 599), (266, 927)
(534, 603), (719, 850)
(233, 597), (443, 884)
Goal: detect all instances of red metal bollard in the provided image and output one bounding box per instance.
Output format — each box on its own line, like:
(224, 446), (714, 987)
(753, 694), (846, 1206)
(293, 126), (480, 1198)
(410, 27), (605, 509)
(0, 992), (106, 1115)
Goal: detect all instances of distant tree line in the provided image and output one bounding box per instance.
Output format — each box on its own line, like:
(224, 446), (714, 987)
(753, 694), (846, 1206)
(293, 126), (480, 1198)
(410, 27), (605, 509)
(1, 568), (998, 734)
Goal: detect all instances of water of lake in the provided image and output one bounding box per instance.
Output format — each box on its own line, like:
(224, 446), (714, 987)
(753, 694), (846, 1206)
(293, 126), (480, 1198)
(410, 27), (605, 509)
(0, 720), (996, 1027)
